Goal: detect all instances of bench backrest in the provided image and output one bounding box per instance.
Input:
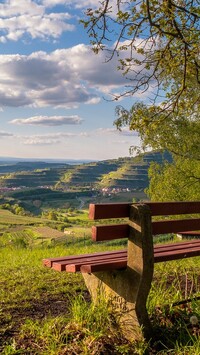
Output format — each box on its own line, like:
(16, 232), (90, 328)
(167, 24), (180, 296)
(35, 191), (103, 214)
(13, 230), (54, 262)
(89, 201), (200, 241)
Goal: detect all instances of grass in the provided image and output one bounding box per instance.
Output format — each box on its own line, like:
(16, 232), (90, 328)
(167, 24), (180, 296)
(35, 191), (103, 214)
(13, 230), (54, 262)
(0, 209), (49, 225)
(1, 242), (200, 354)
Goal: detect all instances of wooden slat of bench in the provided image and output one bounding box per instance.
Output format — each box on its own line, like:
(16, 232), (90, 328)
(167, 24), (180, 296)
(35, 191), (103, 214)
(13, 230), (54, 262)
(43, 250), (126, 268)
(154, 246), (200, 262)
(147, 202), (200, 216)
(80, 244), (200, 273)
(154, 239), (200, 251)
(89, 203), (131, 220)
(92, 219), (200, 241)
(92, 224), (129, 241)
(67, 257), (127, 273)
(152, 218), (200, 235)
(80, 259), (127, 273)
(44, 239), (200, 268)
(89, 202), (200, 220)
(154, 240), (200, 261)
(43, 252), (104, 268)
(46, 240), (200, 273)
(177, 231), (200, 236)
(52, 250), (127, 271)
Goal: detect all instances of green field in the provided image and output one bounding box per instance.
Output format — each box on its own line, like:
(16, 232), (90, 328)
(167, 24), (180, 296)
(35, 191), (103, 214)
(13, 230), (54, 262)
(0, 203), (200, 354)
(0, 209), (47, 225)
(1, 241), (200, 354)
(0, 208), (93, 250)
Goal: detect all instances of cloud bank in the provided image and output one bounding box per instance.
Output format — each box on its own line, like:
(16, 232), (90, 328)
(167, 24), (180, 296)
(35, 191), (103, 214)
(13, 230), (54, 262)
(0, 44), (129, 109)
(10, 115), (83, 126)
(0, 0), (74, 42)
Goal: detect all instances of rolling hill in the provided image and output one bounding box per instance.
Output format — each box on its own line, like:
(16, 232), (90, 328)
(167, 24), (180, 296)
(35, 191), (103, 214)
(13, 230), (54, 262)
(0, 151), (171, 192)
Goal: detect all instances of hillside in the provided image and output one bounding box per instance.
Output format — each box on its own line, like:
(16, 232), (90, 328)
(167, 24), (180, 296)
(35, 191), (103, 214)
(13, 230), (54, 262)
(0, 162), (72, 188)
(0, 151), (172, 193)
(57, 150), (172, 191)
(0, 151), (172, 214)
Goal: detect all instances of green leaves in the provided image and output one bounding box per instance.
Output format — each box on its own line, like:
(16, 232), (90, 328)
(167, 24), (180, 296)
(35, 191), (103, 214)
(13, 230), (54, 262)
(147, 157), (200, 201)
(82, 0), (200, 114)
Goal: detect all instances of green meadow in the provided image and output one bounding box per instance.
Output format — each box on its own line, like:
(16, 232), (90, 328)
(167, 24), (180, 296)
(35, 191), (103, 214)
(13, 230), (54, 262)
(1, 236), (200, 354)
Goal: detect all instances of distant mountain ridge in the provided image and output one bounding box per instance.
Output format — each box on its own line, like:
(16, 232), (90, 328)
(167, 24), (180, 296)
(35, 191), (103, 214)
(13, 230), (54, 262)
(0, 151), (172, 191)
(0, 157), (95, 165)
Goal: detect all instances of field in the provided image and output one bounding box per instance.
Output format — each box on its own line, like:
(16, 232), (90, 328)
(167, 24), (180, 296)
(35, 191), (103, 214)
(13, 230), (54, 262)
(0, 209), (48, 225)
(0, 208), (94, 251)
(1, 237), (200, 354)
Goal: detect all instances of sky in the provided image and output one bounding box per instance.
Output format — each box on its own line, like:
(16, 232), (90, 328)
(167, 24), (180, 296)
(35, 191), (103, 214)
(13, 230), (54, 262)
(0, 0), (143, 161)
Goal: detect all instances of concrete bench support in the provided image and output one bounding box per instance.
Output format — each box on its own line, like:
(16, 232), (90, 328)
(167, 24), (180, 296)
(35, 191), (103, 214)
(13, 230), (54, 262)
(83, 204), (154, 341)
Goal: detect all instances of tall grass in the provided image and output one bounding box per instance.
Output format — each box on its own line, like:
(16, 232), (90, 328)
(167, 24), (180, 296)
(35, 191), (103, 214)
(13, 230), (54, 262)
(1, 244), (200, 354)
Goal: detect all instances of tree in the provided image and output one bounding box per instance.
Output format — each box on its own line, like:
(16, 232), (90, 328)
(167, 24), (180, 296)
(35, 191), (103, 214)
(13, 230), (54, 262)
(48, 210), (58, 221)
(114, 101), (200, 160)
(147, 157), (200, 201)
(83, 0), (200, 115)
(83, 1), (200, 201)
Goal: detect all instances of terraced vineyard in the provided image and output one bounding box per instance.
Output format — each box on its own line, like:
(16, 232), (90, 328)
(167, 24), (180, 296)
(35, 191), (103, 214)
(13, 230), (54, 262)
(58, 151), (172, 191)
(58, 160), (122, 189)
(0, 209), (47, 225)
(0, 208), (92, 249)
(0, 151), (171, 192)
(0, 151), (172, 215)
(0, 167), (71, 188)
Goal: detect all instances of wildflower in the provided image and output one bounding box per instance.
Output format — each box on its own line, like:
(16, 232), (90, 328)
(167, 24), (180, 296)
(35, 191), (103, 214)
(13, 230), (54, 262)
(190, 315), (198, 325)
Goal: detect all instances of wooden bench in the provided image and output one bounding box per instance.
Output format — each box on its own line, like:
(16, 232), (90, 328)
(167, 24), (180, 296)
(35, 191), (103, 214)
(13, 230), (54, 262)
(43, 201), (200, 341)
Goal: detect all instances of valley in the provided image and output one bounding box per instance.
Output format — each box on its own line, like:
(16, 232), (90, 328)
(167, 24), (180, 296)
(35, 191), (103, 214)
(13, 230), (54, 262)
(0, 151), (171, 249)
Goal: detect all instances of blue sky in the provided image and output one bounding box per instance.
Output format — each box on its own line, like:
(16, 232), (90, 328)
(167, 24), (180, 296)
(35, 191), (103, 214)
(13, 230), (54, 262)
(0, 0), (143, 161)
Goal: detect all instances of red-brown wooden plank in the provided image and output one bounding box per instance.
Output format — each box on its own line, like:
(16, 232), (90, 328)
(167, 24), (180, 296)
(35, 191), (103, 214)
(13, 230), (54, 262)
(152, 219), (200, 235)
(154, 247), (200, 263)
(92, 224), (129, 241)
(43, 251), (117, 268)
(52, 250), (127, 271)
(89, 203), (131, 220)
(80, 259), (127, 273)
(44, 240), (200, 270)
(80, 246), (200, 272)
(42, 251), (112, 268)
(154, 239), (200, 252)
(45, 239), (200, 273)
(178, 231), (200, 236)
(89, 201), (200, 220)
(145, 201), (200, 216)
(92, 220), (200, 241)
(67, 257), (127, 273)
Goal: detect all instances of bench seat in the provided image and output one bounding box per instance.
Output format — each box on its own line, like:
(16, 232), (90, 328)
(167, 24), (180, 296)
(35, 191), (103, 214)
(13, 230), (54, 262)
(43, 239), (200, 273)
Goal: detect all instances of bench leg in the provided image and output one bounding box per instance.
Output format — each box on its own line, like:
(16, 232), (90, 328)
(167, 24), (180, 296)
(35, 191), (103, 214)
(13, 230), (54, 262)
(83, 267), (152, 341)
(83, 204), (154, 341)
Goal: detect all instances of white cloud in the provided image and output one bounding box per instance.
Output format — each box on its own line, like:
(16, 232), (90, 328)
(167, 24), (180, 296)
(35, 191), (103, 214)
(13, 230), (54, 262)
(112, 140), (130, 144)
(0, 89), (32, 107)
(0, 2), (146, 109)
(23, 137), (60, 145)
(0, 0), (74, 42)
(0, 131), (13, 137)
(0, 48), (100, 108)
(10, 115), (83, 126)
(119, 128), (139, 137)
(21, 131), (89, 145)
(0, 44), (128, 109)
(0, 37), (152, 109)
(95, 127), (138, 137)
(42, 0), (101, 9)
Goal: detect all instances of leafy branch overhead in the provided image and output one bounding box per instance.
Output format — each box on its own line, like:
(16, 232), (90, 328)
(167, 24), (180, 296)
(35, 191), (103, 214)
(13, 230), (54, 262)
(82, 1), (200, 201)
(82, 0), (200, 115)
